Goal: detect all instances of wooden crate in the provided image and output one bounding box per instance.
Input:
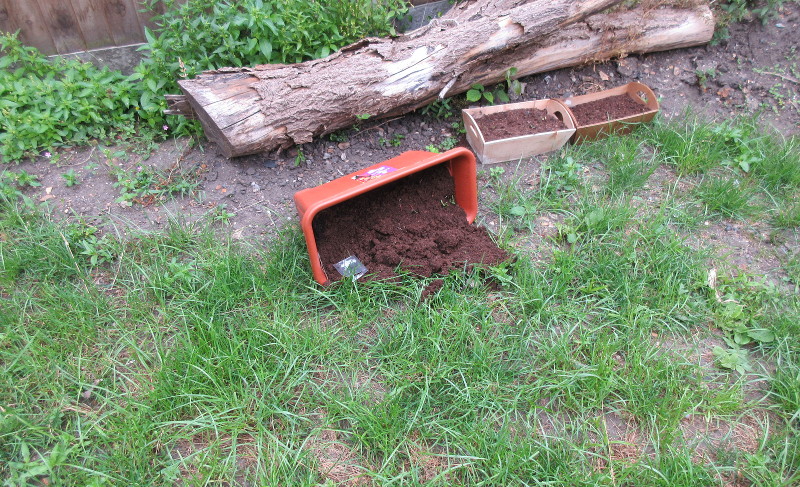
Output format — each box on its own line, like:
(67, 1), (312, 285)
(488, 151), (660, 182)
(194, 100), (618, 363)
(561, 82), (659, 143)
(462, 99), (575, 165)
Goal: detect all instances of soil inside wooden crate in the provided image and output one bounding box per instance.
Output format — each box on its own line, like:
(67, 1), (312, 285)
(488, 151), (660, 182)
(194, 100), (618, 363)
(474, 108), (567, 142)
(569, 94), (650, 126)
(312, 164), (508, 282)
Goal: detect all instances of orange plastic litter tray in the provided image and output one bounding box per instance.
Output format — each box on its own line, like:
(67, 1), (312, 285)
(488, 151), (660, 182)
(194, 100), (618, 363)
(293, 148), (478, 285)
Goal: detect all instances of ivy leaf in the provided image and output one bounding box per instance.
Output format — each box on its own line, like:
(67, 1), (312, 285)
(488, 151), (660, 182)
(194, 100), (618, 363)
(747, 328), (775, 343)
(466, 89), (481, 102)
(509, 205), (527, 217)
(259, 39), (272, 60)
(739, 159), (750, 173)
(713, 346), (751, 374)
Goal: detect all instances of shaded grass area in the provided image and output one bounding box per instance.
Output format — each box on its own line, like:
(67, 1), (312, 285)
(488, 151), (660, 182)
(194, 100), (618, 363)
(2, 113), (800, 485)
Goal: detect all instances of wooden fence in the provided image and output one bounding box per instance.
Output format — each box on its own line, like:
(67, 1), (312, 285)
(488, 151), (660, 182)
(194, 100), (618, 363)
(0, 0), (174, 55)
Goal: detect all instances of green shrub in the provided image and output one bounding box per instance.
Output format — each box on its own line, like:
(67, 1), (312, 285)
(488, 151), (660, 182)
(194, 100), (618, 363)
(0, 33), (141, 162)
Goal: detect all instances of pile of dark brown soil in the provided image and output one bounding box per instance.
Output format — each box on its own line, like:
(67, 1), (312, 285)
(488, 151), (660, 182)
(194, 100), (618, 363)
(569, 94), (649, 126)
(312, 164), (508, 282)
(475, 108), (568, 141)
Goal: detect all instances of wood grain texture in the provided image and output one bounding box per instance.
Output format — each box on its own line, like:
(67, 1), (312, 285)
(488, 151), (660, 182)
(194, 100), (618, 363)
(179, 0), (713, 158)
(35, 0), (86, 54)
(3, 0), (57, 54)
(0, 1), (19, 40)
(103, 0), (145, 46)
(71, 0), (114, 50)
(1, 0), (190, 54)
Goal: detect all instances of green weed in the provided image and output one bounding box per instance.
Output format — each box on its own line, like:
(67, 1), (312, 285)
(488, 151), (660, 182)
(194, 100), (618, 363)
(693, 174), (759, 220)
(294, 146), (307, 167)
(466, 83), (509, 105)
(111, 164), (201, 206)
(420, 98), (455, 119)
(695, 67), (717, 91)
(379, 134), (405, 147)
(0, 33), (142, 162)
(61, 169), (80, 187)
(645, 113), (736, 175)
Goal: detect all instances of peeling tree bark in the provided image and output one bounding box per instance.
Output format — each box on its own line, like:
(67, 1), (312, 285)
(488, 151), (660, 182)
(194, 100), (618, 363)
(168, 0), (714, 158)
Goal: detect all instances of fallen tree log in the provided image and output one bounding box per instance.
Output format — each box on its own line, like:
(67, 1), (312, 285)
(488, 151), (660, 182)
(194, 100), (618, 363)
(168, 0), (714, 158)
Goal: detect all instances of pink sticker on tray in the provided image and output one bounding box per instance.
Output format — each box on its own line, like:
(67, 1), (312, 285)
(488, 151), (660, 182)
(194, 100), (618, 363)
(352, 165), (397, 182)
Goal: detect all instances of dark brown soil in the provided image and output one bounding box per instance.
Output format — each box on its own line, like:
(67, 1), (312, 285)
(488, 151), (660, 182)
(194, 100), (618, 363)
(312, 164), (508, 282)
(569, 94), (650, 126)
(475, 108), (568, 141)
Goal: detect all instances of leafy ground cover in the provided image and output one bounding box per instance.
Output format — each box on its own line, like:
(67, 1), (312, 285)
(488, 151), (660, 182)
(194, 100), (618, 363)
(2, 111), (799, 485)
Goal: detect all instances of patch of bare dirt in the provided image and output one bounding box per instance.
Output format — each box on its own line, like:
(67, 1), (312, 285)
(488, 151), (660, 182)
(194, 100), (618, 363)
(405, 437), (455, 483)
(165, 433), (259, 485)
(306, 417), (374, 486)
(679, 412), (765, 462)
(312, 368), (388, 407)
(602, 410), (648, 461)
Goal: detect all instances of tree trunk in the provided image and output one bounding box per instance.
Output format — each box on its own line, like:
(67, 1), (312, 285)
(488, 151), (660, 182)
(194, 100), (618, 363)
(169, 0), (714, 158)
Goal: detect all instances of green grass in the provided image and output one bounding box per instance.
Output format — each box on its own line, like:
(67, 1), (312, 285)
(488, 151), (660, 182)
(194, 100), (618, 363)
(3, 112), (800, 485)
(574, 132), (658, 199)
(772, 197), (800, 229)
(644, 112), (732, 175)
(693, 174), (759, 220)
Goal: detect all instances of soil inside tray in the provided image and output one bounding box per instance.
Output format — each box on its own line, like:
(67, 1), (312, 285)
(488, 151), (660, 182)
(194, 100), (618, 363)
(474, 108), (567, 142)
(312, 164), (508, 283)
(569, 94), (650, 126)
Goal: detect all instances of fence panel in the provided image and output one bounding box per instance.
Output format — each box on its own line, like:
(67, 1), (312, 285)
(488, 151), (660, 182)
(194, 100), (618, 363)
(3, 1), (59, 54)
(0, 0), (176, 55)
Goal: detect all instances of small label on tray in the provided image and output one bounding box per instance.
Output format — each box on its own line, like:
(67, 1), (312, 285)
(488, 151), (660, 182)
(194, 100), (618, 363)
(334, 256), (368, 280)
(352, 165), (397, 182)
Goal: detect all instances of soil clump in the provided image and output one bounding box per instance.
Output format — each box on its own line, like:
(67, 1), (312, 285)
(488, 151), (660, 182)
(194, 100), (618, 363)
(476, 108), (568, 141)
(569, 94), (650, 126)
(312, 164), (508, 283)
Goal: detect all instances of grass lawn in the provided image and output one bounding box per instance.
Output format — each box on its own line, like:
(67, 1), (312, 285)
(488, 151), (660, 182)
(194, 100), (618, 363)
(2, 113), (799, 485)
